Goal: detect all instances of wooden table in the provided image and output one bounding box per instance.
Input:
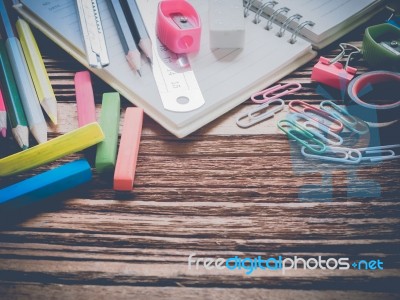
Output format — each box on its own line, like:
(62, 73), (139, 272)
(0, 12), (399, 300)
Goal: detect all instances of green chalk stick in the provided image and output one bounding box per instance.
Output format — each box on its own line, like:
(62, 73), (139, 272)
(95, 92), (121, 173)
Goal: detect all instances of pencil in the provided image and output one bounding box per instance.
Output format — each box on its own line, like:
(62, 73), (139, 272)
(0, 40), (29, 149)
(16, 18), (58, 125)
(124, 0), (153, 62)
(107, 0), (142, 75)
(0, 0), (47, 144)
(0, 87), (6, 137)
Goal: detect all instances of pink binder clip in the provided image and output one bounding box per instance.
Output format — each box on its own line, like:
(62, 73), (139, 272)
(311, 43), (360, 90)
(156, 0), (201, 54)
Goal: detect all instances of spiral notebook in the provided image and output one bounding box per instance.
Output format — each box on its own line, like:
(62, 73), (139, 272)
(14, 0), (384, 137)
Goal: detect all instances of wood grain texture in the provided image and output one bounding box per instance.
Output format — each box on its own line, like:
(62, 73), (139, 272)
(0, 10), (399, 300)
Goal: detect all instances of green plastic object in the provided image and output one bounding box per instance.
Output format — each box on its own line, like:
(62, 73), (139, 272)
(95, 92), (121, 173)
(362, 23), (400, 71)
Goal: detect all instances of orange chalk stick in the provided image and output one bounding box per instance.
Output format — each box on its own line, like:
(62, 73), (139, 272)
(113, 107), (143, 191)
(74, 71), (96, 127)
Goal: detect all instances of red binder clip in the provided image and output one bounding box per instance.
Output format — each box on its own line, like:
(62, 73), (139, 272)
(311, 43), (360, 90)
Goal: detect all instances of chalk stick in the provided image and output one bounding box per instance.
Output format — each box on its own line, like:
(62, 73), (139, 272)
(0, 159), (92, 211)
(113, 107), (143, 191)
(0, 122), (104, 177)
(95, 92), (121, 173)
(209, 0), (245, 49)
(74, 71), (96, 127)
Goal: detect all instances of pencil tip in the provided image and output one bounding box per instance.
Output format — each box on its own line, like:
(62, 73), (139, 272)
(22, 145), (28, 150)
(41, 97), (58, 125)
(137, 69), (142, 77)
(30, 122), (48, 144)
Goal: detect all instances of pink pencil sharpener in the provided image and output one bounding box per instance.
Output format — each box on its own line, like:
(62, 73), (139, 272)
(156, 0), (201, 54)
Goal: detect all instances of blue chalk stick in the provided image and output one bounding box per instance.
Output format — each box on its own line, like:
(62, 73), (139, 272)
(0, 159), (92, 210)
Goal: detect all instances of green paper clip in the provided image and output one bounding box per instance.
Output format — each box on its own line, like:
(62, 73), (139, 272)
(362, 23), (400, 70)
(278, 119), (326, 154)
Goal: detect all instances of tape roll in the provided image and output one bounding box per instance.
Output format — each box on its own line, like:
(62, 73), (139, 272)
(346, 71), (400, 124)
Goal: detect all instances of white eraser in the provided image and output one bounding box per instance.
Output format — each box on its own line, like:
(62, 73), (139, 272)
(209, 0), (245, 49)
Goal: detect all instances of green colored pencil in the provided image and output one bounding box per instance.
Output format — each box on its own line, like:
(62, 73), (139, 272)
(0, 39), (29, 149)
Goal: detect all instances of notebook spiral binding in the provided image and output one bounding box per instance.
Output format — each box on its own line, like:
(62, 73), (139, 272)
(243, 0), (315, 44)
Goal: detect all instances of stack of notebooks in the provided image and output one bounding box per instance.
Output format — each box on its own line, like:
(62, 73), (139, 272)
(14, 0), (385, 137)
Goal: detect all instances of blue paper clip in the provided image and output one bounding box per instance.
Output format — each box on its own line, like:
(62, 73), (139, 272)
(353, 144), (400, 162)
(320, 100), (369, 134)
(278, 119), (326, 154)
(236, 99), (284, 128)
(288, 113), (343, 146)
(301, 146), (362, 164)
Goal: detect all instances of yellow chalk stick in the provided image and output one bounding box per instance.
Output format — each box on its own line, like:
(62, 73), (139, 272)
(0, 122), (104, 177)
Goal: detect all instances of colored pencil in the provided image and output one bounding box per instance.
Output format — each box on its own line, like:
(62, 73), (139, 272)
(0, 0), (47, 144)
(124, 0), (153, 62)
(95, 92), (121, 173)
(0, 40), (29, 149)
(107, 0), (142, 75)
(0, 87), (6, 137)
(0, 122), (104, 177)
(74, 71), (97, 127)
(114, 107), (143, 191)
(16, 18), (58, 124)
(0, 159), (92, 211)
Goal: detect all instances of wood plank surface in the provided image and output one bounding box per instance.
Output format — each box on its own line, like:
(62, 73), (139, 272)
(0, 7), (399, 300)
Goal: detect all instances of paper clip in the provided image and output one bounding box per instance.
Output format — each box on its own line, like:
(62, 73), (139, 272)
(301, 146), (362, 164)
(287, 113), (343, 145)
(303, 121), (343, 146)
(278, 119), (326, 154)
(76, 0), (110, 68)
(353, 144), (400, 162)
(311, 43), (360, 90)
(251, 83), (302, 104)
(289, 100), (344, 133)
(236, 99), (284, 128)
(320, 101), (369, 134)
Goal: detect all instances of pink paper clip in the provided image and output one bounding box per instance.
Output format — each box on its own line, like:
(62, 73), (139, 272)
(311, 43), (360, 90)
(156, 0), (201, 54)
(251, 82), (302, 104)
(289, 100), (344, 133)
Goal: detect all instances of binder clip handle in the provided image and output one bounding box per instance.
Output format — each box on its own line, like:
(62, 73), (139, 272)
(330, 43), (361, 72)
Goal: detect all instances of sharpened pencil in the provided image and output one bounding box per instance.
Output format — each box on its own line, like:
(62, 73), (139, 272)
(0, 40), (29, 149)
(0, 87), (6, 137)
(0, 0), (47, 144)
(108, 0), (142, 76)
(124, 0), (153, 63)
(16, 18), (58, 124)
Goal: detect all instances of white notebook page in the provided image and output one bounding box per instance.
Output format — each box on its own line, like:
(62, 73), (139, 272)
(19, 0), (313, 133)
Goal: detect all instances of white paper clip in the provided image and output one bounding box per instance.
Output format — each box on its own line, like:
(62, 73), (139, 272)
(236, 99), (284, 128)
(76, 0), (110, 68)
(320, 101), (369, 135)
(303, 120), (343, 146)
(353, 144), (400, 162)
(301, 146), (362, 164)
